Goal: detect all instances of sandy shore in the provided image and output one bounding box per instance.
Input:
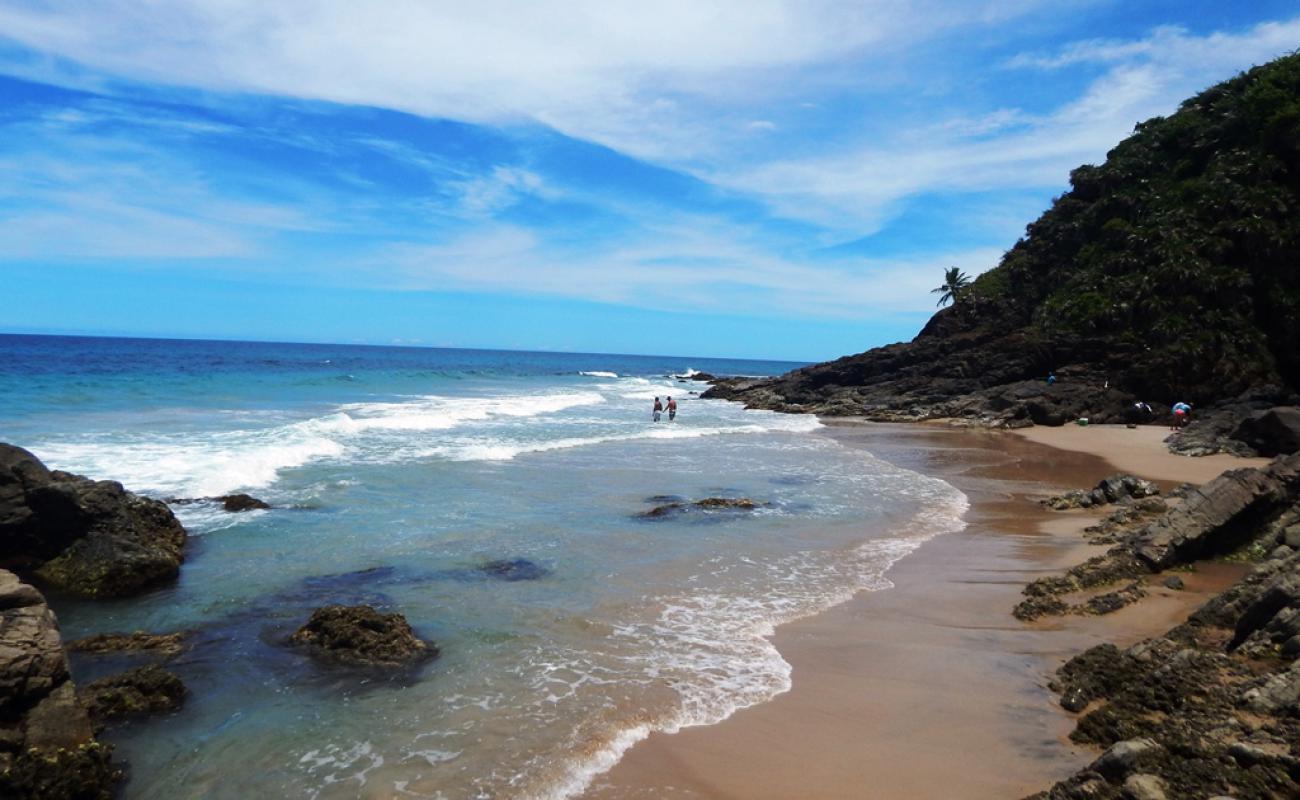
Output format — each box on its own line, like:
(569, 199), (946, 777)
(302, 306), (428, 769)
(584, 422), (1261, 799)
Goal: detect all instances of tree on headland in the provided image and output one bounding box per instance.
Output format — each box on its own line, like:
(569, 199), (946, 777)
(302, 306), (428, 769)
(931, 266), (972, 307)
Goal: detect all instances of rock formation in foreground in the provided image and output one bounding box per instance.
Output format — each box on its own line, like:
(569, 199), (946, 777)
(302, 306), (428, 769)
(0, 443), (187, 598)
(1024, 453), (1300, 798)
(707, 54), (1300, 440)
(0, 569), (117, 799)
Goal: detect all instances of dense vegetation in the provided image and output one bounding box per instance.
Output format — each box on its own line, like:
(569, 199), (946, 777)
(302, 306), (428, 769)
(965, 51), (1300, 400)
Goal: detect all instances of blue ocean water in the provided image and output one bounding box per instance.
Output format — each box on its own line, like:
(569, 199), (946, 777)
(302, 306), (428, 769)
(0, 334), (966, 799)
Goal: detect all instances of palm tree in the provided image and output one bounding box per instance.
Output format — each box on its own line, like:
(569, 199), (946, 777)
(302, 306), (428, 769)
(931, 266), (972, 307)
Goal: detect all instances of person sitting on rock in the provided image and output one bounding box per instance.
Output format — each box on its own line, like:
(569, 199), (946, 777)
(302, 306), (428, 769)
(1171, 401), (1192, 430)
(1047, 372), (1057, 385)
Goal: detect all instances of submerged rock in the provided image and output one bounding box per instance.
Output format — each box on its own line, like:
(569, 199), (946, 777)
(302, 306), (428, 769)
(476, 559), (548, 581)
(82, 665), (186, 727)
(67, 631), (188, 658)
(290, 605), (436, 668)
(1, 443), (187, 599)
(637, 497), (762, 519)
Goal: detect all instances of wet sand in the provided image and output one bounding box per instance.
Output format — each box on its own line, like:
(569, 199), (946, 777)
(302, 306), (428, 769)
(585, 422), (1255, 799)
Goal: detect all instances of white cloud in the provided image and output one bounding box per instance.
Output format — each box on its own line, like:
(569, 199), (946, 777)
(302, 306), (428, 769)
(0, 0), (1059, 163)
(371, 219), (1002, 319)
(717, 17), (1300, 230)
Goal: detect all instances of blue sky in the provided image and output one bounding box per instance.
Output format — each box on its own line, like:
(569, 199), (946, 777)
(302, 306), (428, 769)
(1, 1), (1297, 361)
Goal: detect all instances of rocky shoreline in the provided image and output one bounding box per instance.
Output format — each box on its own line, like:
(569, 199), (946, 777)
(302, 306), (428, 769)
(1020, 453), (1300, 799)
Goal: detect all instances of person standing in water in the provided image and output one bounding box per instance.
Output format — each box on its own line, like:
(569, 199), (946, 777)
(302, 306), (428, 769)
(666, 396), (677, 421)
(652, 397), (663, 422)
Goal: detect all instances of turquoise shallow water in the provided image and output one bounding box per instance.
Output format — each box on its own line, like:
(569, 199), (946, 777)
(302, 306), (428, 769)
(0, 335), (966, 799)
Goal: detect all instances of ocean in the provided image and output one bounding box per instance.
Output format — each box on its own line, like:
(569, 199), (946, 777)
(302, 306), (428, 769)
(0, 334), (967, 799)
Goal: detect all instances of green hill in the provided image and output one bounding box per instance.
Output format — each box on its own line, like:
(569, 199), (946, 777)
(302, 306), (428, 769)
(708, 51), (1300, 427)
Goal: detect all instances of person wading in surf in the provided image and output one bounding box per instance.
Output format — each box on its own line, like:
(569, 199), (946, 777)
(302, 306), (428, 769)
(666, 396), (677, 421)
(652, 397), (663, 422)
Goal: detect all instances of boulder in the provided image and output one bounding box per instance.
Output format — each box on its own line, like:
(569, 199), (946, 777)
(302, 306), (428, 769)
(0, 569), (118, 797)
(81, 665), (186, 726)
(1090, 737), (1161, 781)
(1232, 406), (1300, 457)
(0, 443), (187, 598)
(290, 605), (435, 668)
(218, 494), (270, 512)
(1122, 773), (1167, 800)
(1134, 454), (1300, 570)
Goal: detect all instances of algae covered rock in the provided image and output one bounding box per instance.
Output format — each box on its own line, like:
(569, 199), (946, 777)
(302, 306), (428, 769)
(82, 665), (186, 726)
(1, 443), (187, 598)
(290, 605), (436, 668)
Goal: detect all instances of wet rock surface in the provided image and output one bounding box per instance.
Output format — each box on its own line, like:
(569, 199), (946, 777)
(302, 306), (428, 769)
(637, 497), (762, 519)
(0, 569), (118, 798)
(165, 494), (270, 512)
(290, 605), (436, 668)
(1, 443), (187, 599)
(81, 665), (186, 728)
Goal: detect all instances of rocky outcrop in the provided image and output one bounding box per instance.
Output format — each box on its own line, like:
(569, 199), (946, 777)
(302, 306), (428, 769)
(0, 444), (187, 598)
(1016, 454), (1300, 620)
(81, 665), (185, 728)
(1029, 550), (1300, 799)
(289, 605), (435, 668)
(0, 569), (117, 798)
(1234, 406), (1300, 458)
(1043, 474), (1160, 510)
(703, 56), (1300, 432)
(637, 497), (762, 519)
(165, 494), (270, 512)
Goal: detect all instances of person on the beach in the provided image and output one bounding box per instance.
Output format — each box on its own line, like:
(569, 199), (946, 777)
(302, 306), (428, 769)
(1126, 400), (1153, 428)
(652, 397), (663, 422)
(1171, 401), (1192, 430)
(666, 396), (677, 421)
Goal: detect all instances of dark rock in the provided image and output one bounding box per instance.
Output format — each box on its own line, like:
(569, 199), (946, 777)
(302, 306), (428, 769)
(166, 493), (270, 512)
(1044, 474), (1159, 510)
(1135, 454), (1300, 570)
(81, 665), (185, 726)
(218, 494), (270, 512)
(1161, 575), (1185, 591)
(476, 559), (548, 581)
(290, 605), (435, 668)
(0, 568), (119, 798)
(1232, 406), (1300, 457)
(1, 443), (187, 598)
(67, 631), (188, 658)
(637, 497), (761, 520)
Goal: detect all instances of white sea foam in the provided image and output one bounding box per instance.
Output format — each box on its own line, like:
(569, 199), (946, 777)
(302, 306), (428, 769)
(533, 471), (969, 800)
(578, 371), (618, 378)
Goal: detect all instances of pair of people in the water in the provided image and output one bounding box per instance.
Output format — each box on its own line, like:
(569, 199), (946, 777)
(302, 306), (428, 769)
(652, 396), (677, 422)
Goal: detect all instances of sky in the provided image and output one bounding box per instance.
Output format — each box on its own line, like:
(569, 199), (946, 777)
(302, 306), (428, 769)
(1, 1), (1298, 361)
